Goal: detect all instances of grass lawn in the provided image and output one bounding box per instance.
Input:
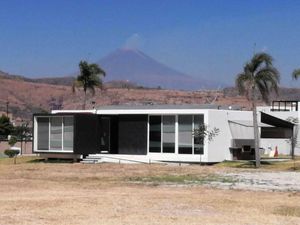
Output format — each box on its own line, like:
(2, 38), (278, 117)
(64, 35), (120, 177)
(0, 156), (299, 225)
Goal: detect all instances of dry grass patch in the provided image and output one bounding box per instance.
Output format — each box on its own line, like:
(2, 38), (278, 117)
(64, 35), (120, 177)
(128, 173), (237, 186)
(217, 158), (300, 171)
(0, 157), (300, 224)
(274, 206), (300, 217)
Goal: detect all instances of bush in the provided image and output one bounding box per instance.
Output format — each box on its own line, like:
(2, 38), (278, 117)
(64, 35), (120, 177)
(8, 136), (17, 147)
(4, 149), (19, 158)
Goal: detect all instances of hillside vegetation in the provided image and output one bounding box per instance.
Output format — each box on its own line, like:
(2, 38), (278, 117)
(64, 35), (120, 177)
(1, 75), (300, 121)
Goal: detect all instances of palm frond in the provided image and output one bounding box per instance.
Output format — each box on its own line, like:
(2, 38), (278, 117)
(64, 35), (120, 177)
(75, 61), (106, 94)
(256, 80), (270, 103)
(90, 64), (106, 77)
(292, 69), (300, 80)
(235, 73), (253, 99)
(255, 67), (280, 102)
(248, 52), (273, 73)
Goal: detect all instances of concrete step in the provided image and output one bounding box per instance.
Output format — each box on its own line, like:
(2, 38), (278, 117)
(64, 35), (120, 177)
(81, 157), (102, 164)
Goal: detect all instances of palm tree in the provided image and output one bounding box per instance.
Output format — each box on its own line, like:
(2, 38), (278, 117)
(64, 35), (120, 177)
(236, 52), (280, 168)
(73, 61), (106, 109)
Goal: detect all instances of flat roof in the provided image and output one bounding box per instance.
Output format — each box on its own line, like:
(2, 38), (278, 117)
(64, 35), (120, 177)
(97, 104), (242, 110)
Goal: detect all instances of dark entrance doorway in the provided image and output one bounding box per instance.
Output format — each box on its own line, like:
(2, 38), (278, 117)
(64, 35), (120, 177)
(99, 117), (110, 153)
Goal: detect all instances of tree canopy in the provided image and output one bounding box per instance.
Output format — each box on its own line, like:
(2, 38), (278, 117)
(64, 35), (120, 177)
(0, 114), (13, 137)
(73, 61), (106, 109)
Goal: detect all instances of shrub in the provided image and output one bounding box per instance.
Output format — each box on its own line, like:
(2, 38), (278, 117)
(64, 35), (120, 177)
(8, 136), (17, 147)
(4, 149), (19, 158)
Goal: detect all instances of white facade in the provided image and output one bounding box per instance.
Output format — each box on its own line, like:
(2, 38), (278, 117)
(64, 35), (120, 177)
(257, 105), (299, 155)
(45, 104), (296, 163)
(93, 107), (255, 162)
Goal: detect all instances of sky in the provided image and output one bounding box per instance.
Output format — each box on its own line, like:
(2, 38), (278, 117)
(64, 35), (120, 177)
(0, 0), (300, 86)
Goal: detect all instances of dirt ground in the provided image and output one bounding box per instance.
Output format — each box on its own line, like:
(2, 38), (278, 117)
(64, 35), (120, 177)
(0, 159), (300, 225)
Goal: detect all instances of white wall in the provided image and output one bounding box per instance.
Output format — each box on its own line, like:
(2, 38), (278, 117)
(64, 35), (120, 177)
(260, 138), (291, 155)
(207, 110), (253, 162)
(258, 107), (299, 155)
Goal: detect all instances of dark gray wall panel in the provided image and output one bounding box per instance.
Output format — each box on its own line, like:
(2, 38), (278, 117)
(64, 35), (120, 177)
(74, 114), (99, 154)
(37, 117), (49, 150)
(118, 115), (147, 155)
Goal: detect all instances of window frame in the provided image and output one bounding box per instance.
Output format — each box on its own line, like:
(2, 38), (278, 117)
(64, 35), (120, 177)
(34, 115), (74, 153)
(148, 114), (204, 155)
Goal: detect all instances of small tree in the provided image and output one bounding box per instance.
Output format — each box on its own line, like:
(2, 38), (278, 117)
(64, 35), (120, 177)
(13, 123), (31, 155)
(194, 124), (220, 164)
(73, 61), (106, 109)
(5, 135), (19, 164)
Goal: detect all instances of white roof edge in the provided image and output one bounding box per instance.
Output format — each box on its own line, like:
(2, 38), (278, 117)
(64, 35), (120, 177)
(50, 108), (251, 115)
(51, 109), (97, 114)
(96, 108), (249, 115)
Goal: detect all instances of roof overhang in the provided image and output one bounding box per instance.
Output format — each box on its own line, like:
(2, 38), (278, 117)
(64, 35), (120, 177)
(261, 112), (294, 128)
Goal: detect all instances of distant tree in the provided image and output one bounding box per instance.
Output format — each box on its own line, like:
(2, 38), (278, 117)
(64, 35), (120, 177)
(236, 52), (280, 168)
(194, 124), (220, 165)
(12, 123), (31, 155)
(5, 135), (19, 164)
(0, 114), (13, 137)
(292, 69), (300, 80)
(73, 61), (106, 109)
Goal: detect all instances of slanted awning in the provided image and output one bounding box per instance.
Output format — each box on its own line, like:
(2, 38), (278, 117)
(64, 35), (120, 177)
(229, 112), (295, 139)
(260, 112), (294, 138)
(228, 120), (273, 139)
(261, 112), (294, 129)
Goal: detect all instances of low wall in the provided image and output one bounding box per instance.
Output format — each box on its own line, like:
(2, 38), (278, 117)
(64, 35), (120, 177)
(0, 141), (33, 155)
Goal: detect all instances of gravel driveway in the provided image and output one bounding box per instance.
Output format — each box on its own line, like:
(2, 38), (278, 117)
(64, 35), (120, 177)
(213, 171), (300, 192)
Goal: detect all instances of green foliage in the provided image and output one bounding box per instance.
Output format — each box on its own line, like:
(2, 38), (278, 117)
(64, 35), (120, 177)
(4, 149), (19, 158)
(292, 69), (300, 80)
(235, 52), (280, 103)
(8, 136), (17, 146)
(12, 123), (31, 140)
(73, 60), (106, 109)
(194, 124), (220, 142)
(235, 52), (280, 168)
(0, 114), (13, 136)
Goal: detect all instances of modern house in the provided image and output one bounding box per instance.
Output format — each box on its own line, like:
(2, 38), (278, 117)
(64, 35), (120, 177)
(32, 103), (296, 163)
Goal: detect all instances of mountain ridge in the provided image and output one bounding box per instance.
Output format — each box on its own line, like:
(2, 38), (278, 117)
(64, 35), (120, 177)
(0, 48), (226, 90)
(98, 48), (225, 90)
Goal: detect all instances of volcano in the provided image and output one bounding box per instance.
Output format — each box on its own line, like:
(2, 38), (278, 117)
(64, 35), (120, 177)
(98, 48), (224, 90)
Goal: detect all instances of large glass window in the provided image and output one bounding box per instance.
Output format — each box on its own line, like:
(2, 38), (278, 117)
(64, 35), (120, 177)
(162, 116), (175, 153)
(37, 118), (49, 150)
(63, 117), (74, 150)
(148, 114), (204, 155)
(178, 115), (193, 154)
(36, 116), (74, 152)
(50, 117), (62, 150)
(194, 115), (204, 154)
(149, 116), (161, 152)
